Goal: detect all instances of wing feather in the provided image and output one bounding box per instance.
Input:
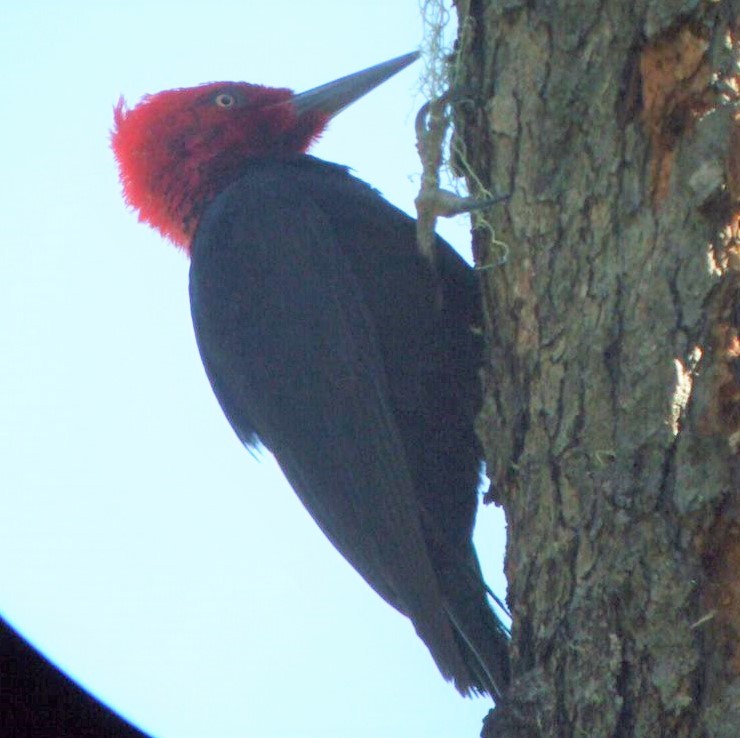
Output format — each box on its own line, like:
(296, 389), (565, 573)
(189, 170), (471, 682)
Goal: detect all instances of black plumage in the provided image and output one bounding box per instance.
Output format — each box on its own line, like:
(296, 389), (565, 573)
(188, 156), (509, 696)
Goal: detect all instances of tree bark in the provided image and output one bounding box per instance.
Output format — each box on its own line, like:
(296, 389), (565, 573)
(448, 0), (740, 734)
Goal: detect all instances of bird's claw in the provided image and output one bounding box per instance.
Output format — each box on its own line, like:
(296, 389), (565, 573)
(415, 188), (510, 219)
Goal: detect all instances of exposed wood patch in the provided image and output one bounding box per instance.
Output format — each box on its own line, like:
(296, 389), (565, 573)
(640, 26), (714, 204)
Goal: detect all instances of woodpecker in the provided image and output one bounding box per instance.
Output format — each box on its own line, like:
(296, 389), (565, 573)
(112, 52), (509, 697)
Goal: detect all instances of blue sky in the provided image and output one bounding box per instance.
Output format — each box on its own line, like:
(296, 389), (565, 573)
(0, 2), (506, 736)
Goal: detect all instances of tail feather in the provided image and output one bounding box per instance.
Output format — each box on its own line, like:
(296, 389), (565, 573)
(445, 588), (511, 697)
(410, 543), (510, 697)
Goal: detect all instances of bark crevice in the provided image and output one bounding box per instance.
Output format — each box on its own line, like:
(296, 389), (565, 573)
(448, 0), (740, 734)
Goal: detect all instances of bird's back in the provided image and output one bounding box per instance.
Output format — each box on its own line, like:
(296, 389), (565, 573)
(188, 155), (509, 695)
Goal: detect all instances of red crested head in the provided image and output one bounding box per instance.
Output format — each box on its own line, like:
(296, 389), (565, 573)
(111, 83), (327, 252)
(111, 53), (419, 254)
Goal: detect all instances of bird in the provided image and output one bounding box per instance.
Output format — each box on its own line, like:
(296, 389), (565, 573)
(111, 51), (510, 697)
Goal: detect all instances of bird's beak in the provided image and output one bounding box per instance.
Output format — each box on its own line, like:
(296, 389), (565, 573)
(291, 51), (419, 119)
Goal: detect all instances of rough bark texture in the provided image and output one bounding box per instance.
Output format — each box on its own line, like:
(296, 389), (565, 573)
(447, 0), (740, 735)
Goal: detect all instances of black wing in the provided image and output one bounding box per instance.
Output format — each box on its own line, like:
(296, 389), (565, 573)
(189, 158), (509, 695)
(189, 163), (474, 685)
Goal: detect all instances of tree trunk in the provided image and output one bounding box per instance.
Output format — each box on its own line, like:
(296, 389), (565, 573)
(447, 0), (740, 734)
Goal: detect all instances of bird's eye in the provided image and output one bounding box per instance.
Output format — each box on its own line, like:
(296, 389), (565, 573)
(215, 93), (235, 109)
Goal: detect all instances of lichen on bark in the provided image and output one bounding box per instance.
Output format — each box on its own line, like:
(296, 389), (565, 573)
(441, 0), (740, 734)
